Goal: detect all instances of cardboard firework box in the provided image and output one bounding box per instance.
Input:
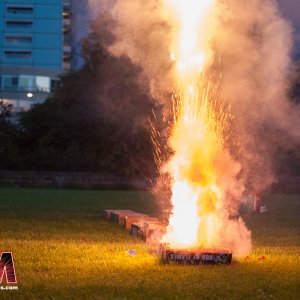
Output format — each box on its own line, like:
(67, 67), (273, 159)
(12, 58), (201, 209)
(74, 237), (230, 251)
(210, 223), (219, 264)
(103, 209), (131, 220)
(103, 210), (147, 222)
(144, 220), (167, 243)
(160, 243), (232, 265)
(131, 219), (167, 243)
(124, 214), (153, 230)
(104, 210), (137, 225)
(130, 222), (145, 238)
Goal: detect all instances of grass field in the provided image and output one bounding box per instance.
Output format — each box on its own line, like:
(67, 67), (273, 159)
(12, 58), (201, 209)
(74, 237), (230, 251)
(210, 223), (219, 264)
(0, 188), (299, 299)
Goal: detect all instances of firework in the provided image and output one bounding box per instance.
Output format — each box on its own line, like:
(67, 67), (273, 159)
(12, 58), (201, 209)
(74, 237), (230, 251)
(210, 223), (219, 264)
(160, 0), (251, 257)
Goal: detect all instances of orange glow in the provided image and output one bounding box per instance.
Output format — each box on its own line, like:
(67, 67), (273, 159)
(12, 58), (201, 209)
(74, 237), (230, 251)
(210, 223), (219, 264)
(161, 0), (251, 254)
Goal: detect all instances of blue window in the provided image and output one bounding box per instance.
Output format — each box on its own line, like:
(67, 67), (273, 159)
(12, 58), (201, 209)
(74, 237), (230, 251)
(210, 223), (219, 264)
(19, 76), (35, 91)
(7, 7), (33, 15)
(1, 75), (51, 92)
(4, 50), (32, 60)
(6, 21), (33, 29)
(5, 36), (32, 45)
(2, 76), (19, 91)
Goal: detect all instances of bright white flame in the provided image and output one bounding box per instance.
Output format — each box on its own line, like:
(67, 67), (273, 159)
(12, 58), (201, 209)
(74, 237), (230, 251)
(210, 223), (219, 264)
(167, 0), (214, 78)
(162, 0), (226, 249)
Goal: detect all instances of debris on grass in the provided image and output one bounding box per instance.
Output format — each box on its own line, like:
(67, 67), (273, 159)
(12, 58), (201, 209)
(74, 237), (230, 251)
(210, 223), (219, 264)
(259, 205), (268, 213)
(258, 256), (267, 261)
(126, 249), (137, 256)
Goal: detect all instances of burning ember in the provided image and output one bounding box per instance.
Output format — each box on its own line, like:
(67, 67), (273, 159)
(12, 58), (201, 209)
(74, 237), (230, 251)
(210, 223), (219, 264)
(160, 0), (251, 256)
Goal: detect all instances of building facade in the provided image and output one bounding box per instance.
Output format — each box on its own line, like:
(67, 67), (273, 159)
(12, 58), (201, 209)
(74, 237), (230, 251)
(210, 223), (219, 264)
(71, 0), (89, 69)
(0, 0), (72, 112)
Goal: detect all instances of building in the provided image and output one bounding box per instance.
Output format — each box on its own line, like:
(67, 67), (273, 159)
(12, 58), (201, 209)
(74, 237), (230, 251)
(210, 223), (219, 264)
(71, 0), (89, 69)
(0, 0), (72, 112)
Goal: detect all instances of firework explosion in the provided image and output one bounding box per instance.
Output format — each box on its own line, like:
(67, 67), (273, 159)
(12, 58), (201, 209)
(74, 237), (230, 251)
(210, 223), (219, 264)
(158, 0), (251, 255)
(105, 0), (296, 257)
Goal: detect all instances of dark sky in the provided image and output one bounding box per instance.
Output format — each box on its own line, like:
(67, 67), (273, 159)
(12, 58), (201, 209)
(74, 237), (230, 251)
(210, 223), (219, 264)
(278, 0), (300, 29)
(277, 0), (300, 54)
(73, 0), (300, 66)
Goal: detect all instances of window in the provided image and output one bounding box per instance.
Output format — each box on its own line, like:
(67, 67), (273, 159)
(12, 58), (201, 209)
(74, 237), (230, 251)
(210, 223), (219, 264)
(6, 21), (33, 29)
(5, 36), (32, 45)
(19, 76), (35, 91)
(63, 12), (70, 19)
(36, 77), (50, 92)
(19, 76), (51, 92)
(63, 54), (71, 62)
(1, 75), (52, 93)
(51, 79), (60, 91)
(64, 34), (72, 44)
(2, 76), (19, 91)
(63, 27), (71, 34)
(7, 7), (33, 15)
(4, 51), (32, 60)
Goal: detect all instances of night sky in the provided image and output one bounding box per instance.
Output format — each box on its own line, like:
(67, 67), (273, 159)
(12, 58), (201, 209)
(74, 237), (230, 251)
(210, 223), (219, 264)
(277, 0), (300, 54)
(74, 0), (300, 65)
(278, 0), (300, 30)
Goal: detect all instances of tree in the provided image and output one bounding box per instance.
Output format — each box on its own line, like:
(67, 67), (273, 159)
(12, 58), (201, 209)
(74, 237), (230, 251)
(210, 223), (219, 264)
(17, 19), (159, 178)
(0, 101), (21, 169)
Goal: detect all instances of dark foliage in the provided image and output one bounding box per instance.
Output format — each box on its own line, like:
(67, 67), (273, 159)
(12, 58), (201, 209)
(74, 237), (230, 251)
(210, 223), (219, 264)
(0, 101), (21, 169)
(0, 22), (159, 178)
(1, 22), (299, 179)
(290, 60), (300, 103)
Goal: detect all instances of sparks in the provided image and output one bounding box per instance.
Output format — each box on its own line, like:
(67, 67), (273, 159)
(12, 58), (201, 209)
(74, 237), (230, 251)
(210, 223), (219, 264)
(161, 0), (251, 254)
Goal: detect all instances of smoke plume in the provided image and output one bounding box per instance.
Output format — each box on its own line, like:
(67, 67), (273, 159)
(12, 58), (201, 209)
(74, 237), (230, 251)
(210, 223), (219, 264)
(104, 0), (300, 190)
(87, 0), (300, 255)
(213, 0), (299, 191)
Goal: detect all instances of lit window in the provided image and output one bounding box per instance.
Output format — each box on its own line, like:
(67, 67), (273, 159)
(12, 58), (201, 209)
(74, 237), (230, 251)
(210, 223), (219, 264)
(2, 76), (19, 91)
(7, 7), (33, 15)
(63, 27), (71, 33)
(5, 36), (32, 45)
(6, 21), (33, 29)
(4, 51), (32, 60)
(36, 76), (50, 93)
(1, 75), (52, 93)
(63, 12), (70, 19)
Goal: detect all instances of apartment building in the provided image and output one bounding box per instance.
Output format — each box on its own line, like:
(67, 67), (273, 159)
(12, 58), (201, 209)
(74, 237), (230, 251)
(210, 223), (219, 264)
(0, 0), (72, 112)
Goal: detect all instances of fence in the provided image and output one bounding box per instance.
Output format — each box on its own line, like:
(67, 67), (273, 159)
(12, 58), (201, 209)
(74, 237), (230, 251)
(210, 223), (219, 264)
(0, 170), (299, 192)
(0, 170), (149, 190)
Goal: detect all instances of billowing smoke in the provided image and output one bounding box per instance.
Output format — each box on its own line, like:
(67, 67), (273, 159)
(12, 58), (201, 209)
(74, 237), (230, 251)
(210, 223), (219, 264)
(108, 0), (174, 102)
(100, 0), (299, 191)
(87, 0), (300, 255)
(87, 0), (116, 17)
(277, 0), (300, 52)
(213, 0), (299, 191)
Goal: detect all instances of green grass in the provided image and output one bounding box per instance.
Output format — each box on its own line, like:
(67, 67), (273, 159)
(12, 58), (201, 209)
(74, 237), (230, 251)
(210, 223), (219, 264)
(0, 188), (299, 299)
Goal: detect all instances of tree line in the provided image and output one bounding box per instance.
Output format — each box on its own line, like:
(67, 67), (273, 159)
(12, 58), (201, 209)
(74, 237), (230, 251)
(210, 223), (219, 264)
(0, 25), (163, 179)
(0, 22), (300, 179)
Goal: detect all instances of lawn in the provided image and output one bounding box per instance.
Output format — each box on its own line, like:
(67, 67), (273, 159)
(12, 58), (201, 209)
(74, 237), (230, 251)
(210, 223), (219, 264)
(0, 188), (299, 299)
